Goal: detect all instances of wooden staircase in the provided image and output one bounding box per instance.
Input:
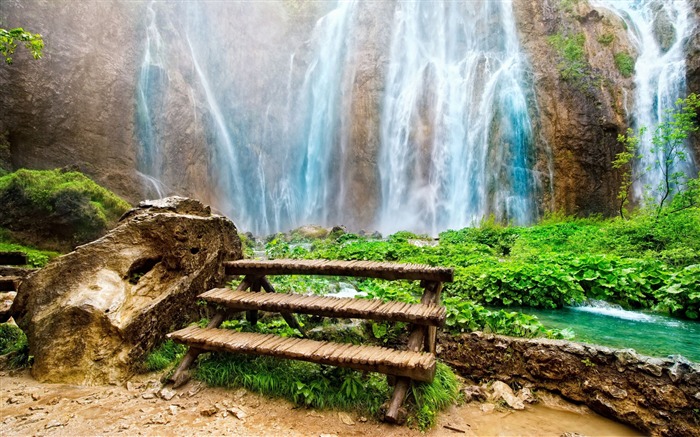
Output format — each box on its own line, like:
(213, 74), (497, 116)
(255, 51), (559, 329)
(167, 258), (454, 423)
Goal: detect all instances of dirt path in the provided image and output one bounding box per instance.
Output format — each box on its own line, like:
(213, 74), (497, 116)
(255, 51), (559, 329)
(1, 370), (640, 436)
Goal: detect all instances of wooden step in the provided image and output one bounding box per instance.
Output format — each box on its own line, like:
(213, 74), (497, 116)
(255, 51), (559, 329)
(0, 252), (27, 266)
(200, 288), (446, 327)
(225, 259), (454, 282)
(168, 326), (436, 382)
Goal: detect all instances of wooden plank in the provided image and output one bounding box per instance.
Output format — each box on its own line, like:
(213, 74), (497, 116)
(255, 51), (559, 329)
(168, 327), (436, 382)
(199, 289), (445, 327)
(224, 259), (454, 282)
(0, 252), (27, 266)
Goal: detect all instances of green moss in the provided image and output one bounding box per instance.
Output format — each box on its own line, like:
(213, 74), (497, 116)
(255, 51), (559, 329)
(614, 52), (635, 77)
(0, 324), (31, 368)
(0, 239), (59, 267)
(597, 33), (615, 45)
(0, 169), (131, 248)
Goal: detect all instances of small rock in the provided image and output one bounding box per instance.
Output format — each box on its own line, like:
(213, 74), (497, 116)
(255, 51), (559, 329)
(126, 381), (135, 392)
(7, 396), (23, 404)
(602, 385), (627, 400)
(694, 392), (700, 401)
(338, 412), (355, 425)
(147, 413), (169, 425)
(200, 405), (219, 417)
(517, 387), (536, 404)
(638, 362), (663, 377)
(142, 392), (156, 400)
(358, 416), (368, 423)
(462, 385), (486, 403)
(490, 381), (524, 410)
(45, 420), (65, 429)
(118, 423), (130, 430)
(480, 404), (495, 413)
(169, 405), (178, 416)
(561, 433), (586, 437)
(320, 434), (339, 437)
(227, 407), (247, 420)
(159, 388), (177, 401)
(31, 393), (40, 401)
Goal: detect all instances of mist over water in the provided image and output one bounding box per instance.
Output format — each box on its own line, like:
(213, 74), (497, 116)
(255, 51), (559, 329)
(134, 1), (545, 235)
(591, 0), (698, 201)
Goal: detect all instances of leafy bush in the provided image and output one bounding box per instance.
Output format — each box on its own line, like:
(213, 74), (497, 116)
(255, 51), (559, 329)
(548, 33), (588, 82)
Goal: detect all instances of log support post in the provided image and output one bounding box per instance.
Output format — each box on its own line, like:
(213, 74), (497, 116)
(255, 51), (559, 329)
(167, 276), (252, 388)
(384, 280), (442, 423)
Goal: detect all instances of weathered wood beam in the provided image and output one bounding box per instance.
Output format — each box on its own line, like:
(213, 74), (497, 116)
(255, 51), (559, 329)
(225, 259), (454, 283)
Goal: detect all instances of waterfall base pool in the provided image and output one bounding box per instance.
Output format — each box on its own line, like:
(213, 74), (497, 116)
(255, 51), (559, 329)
(512, 303), (700, 363)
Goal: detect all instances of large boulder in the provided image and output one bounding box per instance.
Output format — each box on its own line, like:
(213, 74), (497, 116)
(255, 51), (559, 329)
(10, 197), (242, 385)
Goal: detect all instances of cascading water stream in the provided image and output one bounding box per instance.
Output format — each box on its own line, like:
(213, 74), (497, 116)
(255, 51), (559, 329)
(377, 0), (539, 235)
(292, 0), (357, 227)
(590, 0), (698, 200)
(135, 0), (167, 198)
(136, 0), (544, 236)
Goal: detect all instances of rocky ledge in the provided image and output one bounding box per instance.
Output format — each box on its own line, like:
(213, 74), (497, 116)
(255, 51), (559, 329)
(440, 332), (700, 436)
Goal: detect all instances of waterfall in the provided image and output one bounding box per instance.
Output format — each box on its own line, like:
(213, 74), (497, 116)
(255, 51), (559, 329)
(135, 0), (543, 236)
(590, 0), (698, 201)
(292, 0), (357, 227)
(377, 0), (539, 235)
(135, 0), (167, 198)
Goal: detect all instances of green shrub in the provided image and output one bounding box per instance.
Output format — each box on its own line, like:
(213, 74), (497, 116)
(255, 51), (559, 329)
(548, 33), (588, 82)
(614, 52), (635, 77)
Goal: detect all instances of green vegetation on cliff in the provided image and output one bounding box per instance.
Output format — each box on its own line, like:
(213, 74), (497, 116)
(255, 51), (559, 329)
(0, 26), (43, 65)
(0, 169), (131, 250)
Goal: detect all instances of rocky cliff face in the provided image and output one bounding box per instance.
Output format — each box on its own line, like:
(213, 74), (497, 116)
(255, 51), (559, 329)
(513, 0), (636, 216)
(1, 0), (697, 230)
(0, 0), (144, 201)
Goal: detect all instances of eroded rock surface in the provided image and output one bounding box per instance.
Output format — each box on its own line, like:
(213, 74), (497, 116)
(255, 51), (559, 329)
(10, 197), (242, 385)
(441, 332), (700, 437)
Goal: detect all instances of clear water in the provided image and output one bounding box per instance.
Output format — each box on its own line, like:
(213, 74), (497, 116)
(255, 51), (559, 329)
(516, 304), (700, 363)
(590, 0), (698, 200)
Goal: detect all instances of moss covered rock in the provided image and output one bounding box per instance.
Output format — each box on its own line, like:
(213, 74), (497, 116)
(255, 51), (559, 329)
(0, 169), (131, 250)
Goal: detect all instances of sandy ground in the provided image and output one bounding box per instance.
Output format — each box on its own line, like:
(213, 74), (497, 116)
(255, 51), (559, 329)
(1, 369), (641, 437)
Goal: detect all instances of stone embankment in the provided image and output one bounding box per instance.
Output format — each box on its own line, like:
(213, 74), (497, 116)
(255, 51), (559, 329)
(441, 332), (700, 437)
